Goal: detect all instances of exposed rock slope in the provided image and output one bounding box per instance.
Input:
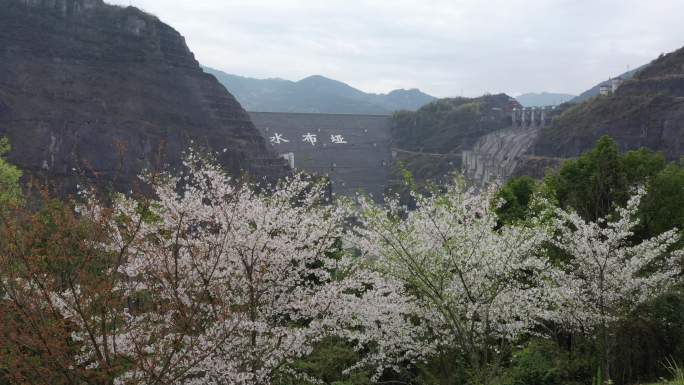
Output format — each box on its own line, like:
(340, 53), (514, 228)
(462, 126), (540, 185)
(0, 0), (287, 193)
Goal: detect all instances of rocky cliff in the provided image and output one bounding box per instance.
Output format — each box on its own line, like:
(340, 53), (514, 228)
(0, 0), (287, 193)
(461, 126), (540, 185)
(533, 46), (684, 161)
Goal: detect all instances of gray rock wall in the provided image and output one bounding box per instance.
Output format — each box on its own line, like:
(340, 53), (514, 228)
(0, 0), (287, 194)
(462, 126), (540, 185)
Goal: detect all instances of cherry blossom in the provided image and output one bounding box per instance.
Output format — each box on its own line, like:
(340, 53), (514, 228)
(548, 187), (683, 381)
(69, 152), (429, 385)
(350, 179), (554, 384)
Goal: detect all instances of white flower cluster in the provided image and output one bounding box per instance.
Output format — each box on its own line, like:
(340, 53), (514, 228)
(548, 187), (683, 331)
(351, 180), (682, 380)
(13, 153), (680, 385)
(350, 181), (554, 371)
(74, 153), (430, 385)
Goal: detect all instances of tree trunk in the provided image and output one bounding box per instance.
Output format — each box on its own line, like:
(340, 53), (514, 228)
(601, 319), (611, 384)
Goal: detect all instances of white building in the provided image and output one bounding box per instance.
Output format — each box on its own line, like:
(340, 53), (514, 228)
(599, 84), (612, 96)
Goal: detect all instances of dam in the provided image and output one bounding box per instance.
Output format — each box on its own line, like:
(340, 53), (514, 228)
(248, 112), (393, 199)
(249, 107), (555, 195)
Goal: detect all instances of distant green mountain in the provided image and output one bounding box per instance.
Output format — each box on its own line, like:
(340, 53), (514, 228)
(203, 67), (436, 115)
(516, 92), (576, 107)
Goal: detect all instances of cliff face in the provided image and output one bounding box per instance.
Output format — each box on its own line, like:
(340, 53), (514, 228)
(0, 0), (287, 193)
(534, 46), (684, 161)
(461, 126), (540, 185)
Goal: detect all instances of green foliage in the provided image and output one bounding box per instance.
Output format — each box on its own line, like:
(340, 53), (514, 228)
(495, 340), (593, 385)
(504, 342), (560, 385)
(639, 162), (684, 244)
(663, 358), (684, 385)
(592, 365), (603, 385)
(501, 135), (684, 385)
(0, 137), (22, 210)
(545, 135), (630, 221)
(609, 289), (684, 383)
(622, 148), (667, 183)
(413, 348), (468, 385)
(390, 94), (513, 153)
(495, 176), (538, 224)
(539, 135), (680, 230)
(275, 338), (372, 385)
(495, 138), (665, 227)
(540, 135), (684, 246)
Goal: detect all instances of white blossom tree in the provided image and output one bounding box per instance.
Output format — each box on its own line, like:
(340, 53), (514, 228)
(350, 180), (553, 385)
(60, 153), (430, 385)
(549, 187), (683, 381)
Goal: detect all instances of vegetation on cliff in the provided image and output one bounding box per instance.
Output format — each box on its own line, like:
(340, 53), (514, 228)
(534, 46), (684, 160)
(391, 94), (515, 154)
(0, 137), (21, 209)
(387, 94), (517, 195)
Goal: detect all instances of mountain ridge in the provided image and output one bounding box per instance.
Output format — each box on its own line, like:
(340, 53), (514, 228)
(203, 67), (436, 115)
(516, 92), (576, 107)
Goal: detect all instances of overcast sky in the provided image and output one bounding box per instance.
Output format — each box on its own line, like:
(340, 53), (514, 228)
(108, 0), (684, 98)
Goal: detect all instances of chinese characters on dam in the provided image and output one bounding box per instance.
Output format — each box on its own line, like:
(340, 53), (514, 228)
(269, 133), (289, 144)
(249, 112), (393, 200)
(270, 133), (348, 146)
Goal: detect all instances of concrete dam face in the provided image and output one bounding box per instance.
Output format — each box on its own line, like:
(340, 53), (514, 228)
(249, 112), (393, 199)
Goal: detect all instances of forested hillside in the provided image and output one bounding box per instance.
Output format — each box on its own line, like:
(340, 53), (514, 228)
(390, 94), (517, 153)
(535, 47), (684, 160)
